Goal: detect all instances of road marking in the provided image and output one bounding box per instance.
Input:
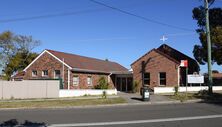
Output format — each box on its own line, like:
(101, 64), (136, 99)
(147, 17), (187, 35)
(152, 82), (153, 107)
(49, 114), (222, 127)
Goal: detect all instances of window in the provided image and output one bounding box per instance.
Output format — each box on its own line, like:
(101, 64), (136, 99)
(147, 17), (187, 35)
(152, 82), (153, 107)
(42, 70), (48, 77)
(54, 70), (61, 79)
(144, 73), (150, 85)
(73, 76), (79, 86)
(32, 70), (37, 77)
(87, 76), (92, 86)
(159, 72), (166, 86)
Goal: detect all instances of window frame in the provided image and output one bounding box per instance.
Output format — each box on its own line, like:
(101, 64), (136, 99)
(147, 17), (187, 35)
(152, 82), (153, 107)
(73, 75), (79, 86)
(87, 76), (93, 86)
(42, 70), (48, 77)
(159, 72), (166, 86)
(32, 70), (37, 77)
(143, 72), (150, 85)
(54, 70), (61, 79)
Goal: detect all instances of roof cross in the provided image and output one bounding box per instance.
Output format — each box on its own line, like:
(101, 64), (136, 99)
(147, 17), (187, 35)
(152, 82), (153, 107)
(160, 35), (168, 43)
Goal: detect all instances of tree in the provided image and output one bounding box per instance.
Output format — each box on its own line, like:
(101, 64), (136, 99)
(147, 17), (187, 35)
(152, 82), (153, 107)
(2, 52), (38, 80)
(0, 31), (40, 79)
(94, 77), (109, 89)
(192, 1), (222, 65)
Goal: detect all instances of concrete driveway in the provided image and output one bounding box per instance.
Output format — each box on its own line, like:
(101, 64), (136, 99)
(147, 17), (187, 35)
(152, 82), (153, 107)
(118, 92), (173, 103)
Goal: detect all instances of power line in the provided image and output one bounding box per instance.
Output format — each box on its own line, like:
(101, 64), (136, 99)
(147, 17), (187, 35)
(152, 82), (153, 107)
(166, 32), (197, 37)
(0, 1), (147, 23)
(0, 8), (105, 23)
(89, 0), (194, 32)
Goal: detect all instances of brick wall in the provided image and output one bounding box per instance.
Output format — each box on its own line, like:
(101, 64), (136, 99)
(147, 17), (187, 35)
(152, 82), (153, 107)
(131, 50), (179, 89)
(24, 52), (69, 88)
(24, 52), (115, 89)
(69, 72), (115, 89)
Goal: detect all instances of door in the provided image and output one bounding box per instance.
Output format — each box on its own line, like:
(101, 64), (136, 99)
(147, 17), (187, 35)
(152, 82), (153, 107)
(116, 77), (121, 91)
(122, 78), (126, 92)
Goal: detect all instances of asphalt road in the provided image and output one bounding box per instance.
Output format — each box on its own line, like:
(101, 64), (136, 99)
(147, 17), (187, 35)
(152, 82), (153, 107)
(0, 102), (222, 127)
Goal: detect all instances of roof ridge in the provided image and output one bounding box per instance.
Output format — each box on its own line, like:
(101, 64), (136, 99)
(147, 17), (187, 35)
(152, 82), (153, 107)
(46, 49), (116, 63)
(158, 44), (195, 61)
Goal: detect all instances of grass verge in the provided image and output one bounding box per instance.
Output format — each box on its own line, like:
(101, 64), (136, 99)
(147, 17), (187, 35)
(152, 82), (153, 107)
(0, 97), (126, 109)
(167, 91), (222, 102)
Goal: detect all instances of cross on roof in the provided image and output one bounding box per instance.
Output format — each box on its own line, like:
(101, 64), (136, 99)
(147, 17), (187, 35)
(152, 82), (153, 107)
(160, 35), (168, 43)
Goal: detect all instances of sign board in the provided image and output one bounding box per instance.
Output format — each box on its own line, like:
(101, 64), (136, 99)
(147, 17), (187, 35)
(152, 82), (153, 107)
(144, 91), (150, 98)
(180, 60), (188, 67)
(187, 75), (204, 84)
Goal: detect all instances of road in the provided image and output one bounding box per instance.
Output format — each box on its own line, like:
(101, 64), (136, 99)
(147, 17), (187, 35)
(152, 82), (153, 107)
(0, 102), (222, 126)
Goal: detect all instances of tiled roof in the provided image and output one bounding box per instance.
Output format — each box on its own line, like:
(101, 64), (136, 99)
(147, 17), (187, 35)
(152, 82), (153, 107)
(157, 44), (198, 65)
(12, 71), (25, 79)
(131, 44), (199, 72)
(46, 49), (128, 73)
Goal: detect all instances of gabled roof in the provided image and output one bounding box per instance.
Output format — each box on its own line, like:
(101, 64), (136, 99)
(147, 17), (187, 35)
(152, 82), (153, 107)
(157, 44), (198, 65)
(131, 44), (199, 68)
(131, 48), (180, 66)
(24, 49), (128, 73)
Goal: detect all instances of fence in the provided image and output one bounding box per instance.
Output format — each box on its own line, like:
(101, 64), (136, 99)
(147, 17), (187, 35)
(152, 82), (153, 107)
(0, 80), (59, 99)
(154, 86), (222, 94)
(59, 89), (117, 97)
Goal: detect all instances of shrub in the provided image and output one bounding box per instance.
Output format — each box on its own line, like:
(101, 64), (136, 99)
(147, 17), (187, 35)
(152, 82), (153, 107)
(174, 86), (179, 96)
(94, 77), (109, 89)
(132, 81), (139, 93)
(102, 91), (107, 99)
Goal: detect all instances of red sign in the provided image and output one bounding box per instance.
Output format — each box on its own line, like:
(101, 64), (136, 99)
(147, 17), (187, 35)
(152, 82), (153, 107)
(180, 60), (188, 67)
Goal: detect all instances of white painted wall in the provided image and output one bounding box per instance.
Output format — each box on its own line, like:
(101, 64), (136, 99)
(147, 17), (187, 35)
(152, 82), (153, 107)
(59, 89), (117, 97)
(154, 86), (222, 94)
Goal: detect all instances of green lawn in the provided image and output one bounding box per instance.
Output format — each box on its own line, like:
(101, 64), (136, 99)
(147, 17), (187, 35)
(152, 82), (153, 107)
(0, 97), (126, 109)
(167, 91), (222, 102)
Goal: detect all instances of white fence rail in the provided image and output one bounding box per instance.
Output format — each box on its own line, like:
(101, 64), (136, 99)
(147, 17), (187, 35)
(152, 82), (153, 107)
(0, 80), (59, 99)
(154, 86), (222, 94)
(59, 89), (117, 97)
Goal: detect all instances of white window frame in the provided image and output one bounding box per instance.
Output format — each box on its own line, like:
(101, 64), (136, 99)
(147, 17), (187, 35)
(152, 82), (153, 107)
(159, 72), (166, 86)
(32, 70), (37, 77)
(42, 70), (48, 77)
(87, 76), (93, 86)
(73, 75), (79, 86)
(54, 70), (61, 79)
(143, 72), (150, 86)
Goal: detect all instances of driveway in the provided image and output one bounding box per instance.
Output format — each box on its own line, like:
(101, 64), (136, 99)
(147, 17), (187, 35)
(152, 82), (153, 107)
(118, 92), (173, 103)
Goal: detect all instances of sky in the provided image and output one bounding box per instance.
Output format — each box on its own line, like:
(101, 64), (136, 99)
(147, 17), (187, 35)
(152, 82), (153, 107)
(0, 0), (222, 74)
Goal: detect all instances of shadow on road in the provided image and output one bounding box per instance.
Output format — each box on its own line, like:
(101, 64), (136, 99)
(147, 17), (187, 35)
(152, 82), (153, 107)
(0, 119), (46, 127)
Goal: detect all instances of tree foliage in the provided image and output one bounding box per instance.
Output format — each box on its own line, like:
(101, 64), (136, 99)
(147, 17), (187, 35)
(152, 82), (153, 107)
(192, 2), (222, 65)
(0, 31), (40, 79)
(94, 77), (109, 89)
(2, 52), (38, 80)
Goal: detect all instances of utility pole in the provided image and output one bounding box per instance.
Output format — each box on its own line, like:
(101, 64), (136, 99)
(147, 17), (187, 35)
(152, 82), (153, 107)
(205, 0), (213, 94)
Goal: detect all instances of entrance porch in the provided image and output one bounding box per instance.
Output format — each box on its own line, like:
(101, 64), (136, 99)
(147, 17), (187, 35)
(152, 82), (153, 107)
(112, 72), (133, 92)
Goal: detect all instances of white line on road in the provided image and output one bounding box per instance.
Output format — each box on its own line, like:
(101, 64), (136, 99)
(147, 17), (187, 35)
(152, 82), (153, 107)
(49, 114), (222, 127)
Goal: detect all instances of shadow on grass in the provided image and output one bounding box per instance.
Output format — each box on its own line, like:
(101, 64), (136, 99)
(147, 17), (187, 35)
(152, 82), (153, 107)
(0, 119), (46, 127)
(131, 97), (143, 101)
(195, 91), (222, 106)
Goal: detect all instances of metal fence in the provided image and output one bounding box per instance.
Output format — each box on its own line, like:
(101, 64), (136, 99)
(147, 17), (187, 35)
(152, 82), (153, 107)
(0, 80), (59, 99)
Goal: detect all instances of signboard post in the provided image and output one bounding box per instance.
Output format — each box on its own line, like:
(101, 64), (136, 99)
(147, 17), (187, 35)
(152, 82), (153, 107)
(180, 60), (188, 97)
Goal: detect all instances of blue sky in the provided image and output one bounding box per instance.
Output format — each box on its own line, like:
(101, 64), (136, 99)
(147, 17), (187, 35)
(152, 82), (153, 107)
(0, 0), (222, 73)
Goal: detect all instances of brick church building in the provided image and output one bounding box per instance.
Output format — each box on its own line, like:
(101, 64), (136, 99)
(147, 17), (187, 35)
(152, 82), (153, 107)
(17, 44), (199, 92)
(22, 49), (132, 91)
(131, 44), (199, 89)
